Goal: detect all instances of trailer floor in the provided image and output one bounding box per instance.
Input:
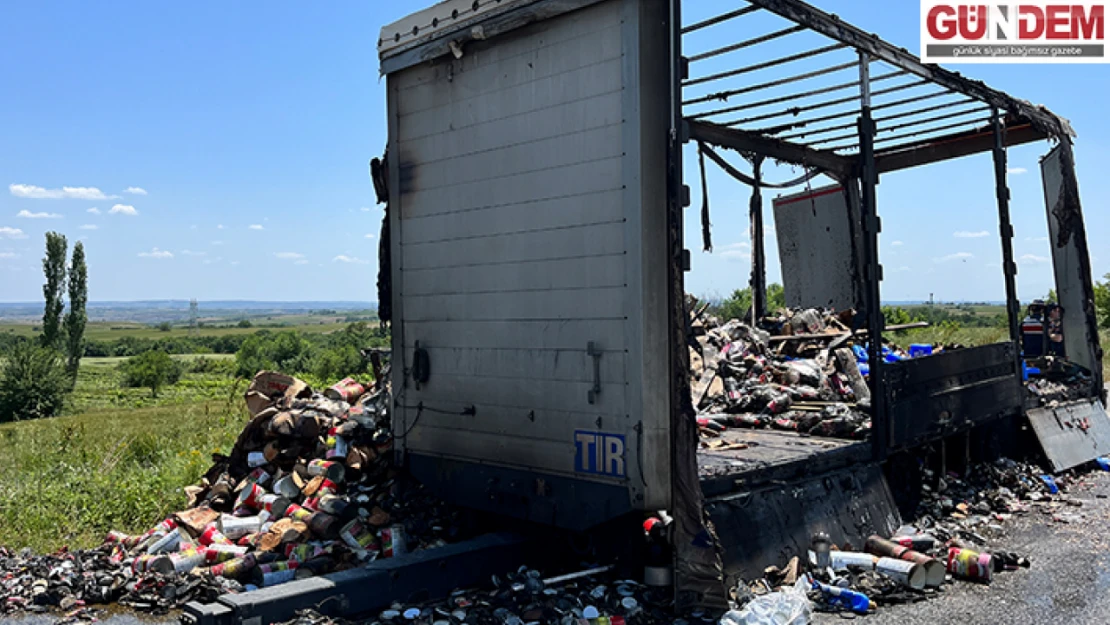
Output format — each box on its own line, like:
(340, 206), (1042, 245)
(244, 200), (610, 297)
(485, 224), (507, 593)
(697, 429), (870, 497)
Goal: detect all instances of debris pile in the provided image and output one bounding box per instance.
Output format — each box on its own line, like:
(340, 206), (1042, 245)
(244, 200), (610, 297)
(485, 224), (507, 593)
(1024, 355), (1094, 406)
(273, 566), (678, 625)
(723, 457), (1068, 621)
(690, 305), (882, 441)
(0, 367), (467, 618)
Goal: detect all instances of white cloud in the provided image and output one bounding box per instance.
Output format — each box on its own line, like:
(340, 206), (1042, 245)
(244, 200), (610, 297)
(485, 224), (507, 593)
(109, 204), (138, 216)
(138, 247), (173, 259)
(0, 226), (27, 239)
(230, 261), (240, 266)
(1020, 254), (1050, 264)
(890, 240), (904, 247)
(180, 250), (206, 256)
(365, 233), (375, 239)
(210, 240), (224, 246)
(248, 224), (264, 230)
(360, 207), (372, 212)
(217, 224), (225, 230)
(124, 186), (148, 195)
(717, 241), (751, 262)
(295, 259), (310, 265)
(9, 184), (116, 200)
(274, 252), (305, 260)
(1007, 167), (1027, 175)
(934, 252), (974, 263)
(895, 266), (911, 272)
(332, 255), (369, 264)
(953, 230), (989, 238)
(79, 224), (98, 230)
(0, 252), (17, 259)
(17, 210), (61, 219)
(1025, 236), (1049, 242)
(87, 207), (101, 215)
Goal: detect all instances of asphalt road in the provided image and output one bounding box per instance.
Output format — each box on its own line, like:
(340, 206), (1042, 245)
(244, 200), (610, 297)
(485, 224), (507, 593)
(814, 469), (1110, 625)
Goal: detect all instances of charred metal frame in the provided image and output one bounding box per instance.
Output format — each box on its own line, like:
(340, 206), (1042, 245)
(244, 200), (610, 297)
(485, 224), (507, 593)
(678, 0), (1099, 460)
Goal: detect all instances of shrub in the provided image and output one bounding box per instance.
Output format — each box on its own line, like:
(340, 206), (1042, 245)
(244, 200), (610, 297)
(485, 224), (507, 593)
(237, 319), (253, 328)
(312, 345), (366, 381)
(234, 331), (312, 378)
(120, 350), (183, 397)
(187, 356), (236, 376)
(0, 342), (69, 423)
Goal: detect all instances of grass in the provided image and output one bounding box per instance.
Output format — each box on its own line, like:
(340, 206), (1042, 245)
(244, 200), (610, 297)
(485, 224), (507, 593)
(70, 355), (243, 412)
(0, 402), (245, 552)
(0, 355), (249, 551)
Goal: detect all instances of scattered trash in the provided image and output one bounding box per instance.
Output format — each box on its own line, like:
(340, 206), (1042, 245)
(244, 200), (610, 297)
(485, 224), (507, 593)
(720, 576), (812, 625)
(0, 365), (469, 619)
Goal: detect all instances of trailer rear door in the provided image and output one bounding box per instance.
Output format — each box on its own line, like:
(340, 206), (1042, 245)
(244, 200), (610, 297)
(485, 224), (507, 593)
(381, 0), (673, 530)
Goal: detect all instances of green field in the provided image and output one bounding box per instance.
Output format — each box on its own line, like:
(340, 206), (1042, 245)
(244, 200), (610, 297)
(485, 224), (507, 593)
(0, 319), (352, 341)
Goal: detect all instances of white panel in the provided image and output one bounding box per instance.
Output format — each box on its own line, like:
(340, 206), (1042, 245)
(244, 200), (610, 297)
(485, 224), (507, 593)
(773, 184), (862, 311)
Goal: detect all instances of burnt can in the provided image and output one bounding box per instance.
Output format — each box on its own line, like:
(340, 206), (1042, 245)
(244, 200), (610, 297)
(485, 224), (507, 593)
(865, 535), (946, 588)
(283, 503), (314, 524)
(946, 547), (993, 583)
(340, 519), (380, 551)
(307, 459), (345, 484)
(235, 483), (265, 511)
(307, 512), (340, 539)
(382, 524), (407, 558)
(105, 530), (140, 548)
(210, 553), (258, 579)
(324, 378), (366, 403)
(202, 543), (248, 563)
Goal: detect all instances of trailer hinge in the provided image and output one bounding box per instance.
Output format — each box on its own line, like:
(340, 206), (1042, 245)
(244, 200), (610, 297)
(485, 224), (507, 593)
(587, 342), (602, 404)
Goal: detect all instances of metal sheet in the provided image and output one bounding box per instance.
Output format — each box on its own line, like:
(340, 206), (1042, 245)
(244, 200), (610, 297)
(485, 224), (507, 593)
(707, 463), (901, 583)
(887, 343), (1023, 451)
(773, 184), (863, 311)
(1041, 143), (1105, 390)
(1027, 400), (1110, 473)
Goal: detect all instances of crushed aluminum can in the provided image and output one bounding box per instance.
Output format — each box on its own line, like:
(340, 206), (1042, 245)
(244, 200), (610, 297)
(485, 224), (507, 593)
(307, 459), (345, 484)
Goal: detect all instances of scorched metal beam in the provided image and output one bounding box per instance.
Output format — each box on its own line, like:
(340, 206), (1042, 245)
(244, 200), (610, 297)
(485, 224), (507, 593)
(685, 119), (853, 179)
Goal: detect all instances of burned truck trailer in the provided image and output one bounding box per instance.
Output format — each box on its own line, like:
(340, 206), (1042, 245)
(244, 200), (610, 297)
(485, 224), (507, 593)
(375, 0), (1106, 610)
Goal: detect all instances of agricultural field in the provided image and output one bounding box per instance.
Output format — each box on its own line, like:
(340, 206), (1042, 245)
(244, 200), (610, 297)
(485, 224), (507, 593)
(0, 317), (354, 341)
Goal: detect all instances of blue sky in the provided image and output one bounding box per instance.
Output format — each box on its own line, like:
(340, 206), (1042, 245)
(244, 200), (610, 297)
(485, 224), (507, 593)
(0, 1), (1106, 303)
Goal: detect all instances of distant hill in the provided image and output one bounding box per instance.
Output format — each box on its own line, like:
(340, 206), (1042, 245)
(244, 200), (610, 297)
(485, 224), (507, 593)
(0, 301), (377, 323)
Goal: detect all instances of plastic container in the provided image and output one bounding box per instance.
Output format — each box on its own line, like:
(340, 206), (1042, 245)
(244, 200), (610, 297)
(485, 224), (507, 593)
(908, 344), (933, 358)
(811, 577), (871, 614)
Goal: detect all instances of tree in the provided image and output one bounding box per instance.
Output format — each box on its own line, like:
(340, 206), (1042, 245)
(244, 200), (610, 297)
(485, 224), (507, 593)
(41, 232), (67, 350)
(120, 350), (181, 397)
(0, 341), (69, 422)
(1045, 289), (1058, 304)
(237, 319), (253, 328)
(717, 283), (787, 321)
(64, 242), (88, 378)
(1095, 273), (1110, 329)
(156, 322), (172, 332)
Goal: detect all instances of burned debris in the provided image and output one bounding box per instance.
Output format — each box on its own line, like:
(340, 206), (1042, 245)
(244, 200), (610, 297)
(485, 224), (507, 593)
(1, 368), (468, 619)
